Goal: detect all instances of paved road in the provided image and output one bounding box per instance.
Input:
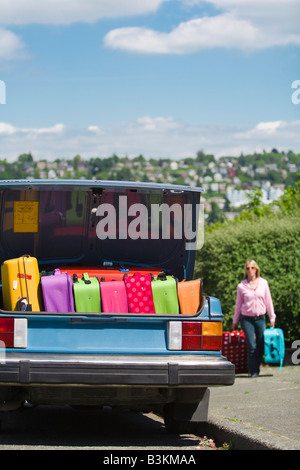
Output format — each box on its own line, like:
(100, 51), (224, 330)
(0, 405), (204, 451)
(1, 366), (298, 451)
(204, 365), (300, 450)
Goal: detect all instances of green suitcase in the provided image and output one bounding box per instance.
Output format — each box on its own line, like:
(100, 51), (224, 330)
(151, 272), (179, 314)
(72, 272), (101, 313)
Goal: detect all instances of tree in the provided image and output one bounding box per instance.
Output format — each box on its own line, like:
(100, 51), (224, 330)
(17, 153), (33, 164)
(195, 182), (300, 344)
(206, 202), (225, 225)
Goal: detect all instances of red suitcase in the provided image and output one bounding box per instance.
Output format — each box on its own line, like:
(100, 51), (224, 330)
(222, 330), (248, 374)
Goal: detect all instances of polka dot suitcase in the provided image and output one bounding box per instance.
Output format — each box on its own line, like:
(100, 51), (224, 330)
(124, 272), (155, 314)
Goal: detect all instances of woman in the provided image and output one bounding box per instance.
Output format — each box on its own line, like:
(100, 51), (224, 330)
(232, 260), (276, 377)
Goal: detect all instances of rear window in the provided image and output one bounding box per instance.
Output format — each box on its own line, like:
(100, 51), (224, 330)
(0, 186), (199, 278)
(1, 189), (87, 261)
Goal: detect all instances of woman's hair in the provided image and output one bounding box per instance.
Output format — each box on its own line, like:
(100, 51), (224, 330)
(244, 259), (260, 278)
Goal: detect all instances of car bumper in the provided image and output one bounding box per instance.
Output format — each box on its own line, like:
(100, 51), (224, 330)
(0, 353), (234, 387)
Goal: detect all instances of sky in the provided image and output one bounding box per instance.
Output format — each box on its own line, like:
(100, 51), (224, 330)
(0, 0), (300, 162)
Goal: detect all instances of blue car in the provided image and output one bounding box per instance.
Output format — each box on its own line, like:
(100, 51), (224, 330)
(0, 179), (234, 433)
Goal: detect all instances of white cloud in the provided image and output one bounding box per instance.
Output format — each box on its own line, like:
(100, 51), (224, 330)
(104, 13), (259, 53)
(0, 0), (168, 25)
(0, 27), (27, 60)
(0, 118), (299, 162)
(0, 122), (16, 135)
(0, 122), (65, 135)
(0, 0), (168, 61)
(104, 0), (300, 53)
(235, 120), (300, 139)
(136, 116), (180, 132)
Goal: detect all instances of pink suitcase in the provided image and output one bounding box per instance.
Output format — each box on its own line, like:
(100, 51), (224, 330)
(124, 272), (155, 314)
(100, 280), (128, 313)
(222, 330), (248, 374)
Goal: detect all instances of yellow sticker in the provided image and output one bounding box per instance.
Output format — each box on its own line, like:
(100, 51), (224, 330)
(14, 201), (39, 232)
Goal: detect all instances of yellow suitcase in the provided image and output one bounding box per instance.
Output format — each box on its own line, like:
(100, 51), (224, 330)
(1, 255), (43, 311)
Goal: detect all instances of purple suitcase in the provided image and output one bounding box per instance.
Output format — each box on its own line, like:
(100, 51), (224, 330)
(41, 268), (75, 312)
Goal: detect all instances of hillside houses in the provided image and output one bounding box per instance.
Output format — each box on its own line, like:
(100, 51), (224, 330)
(1, 150), (299, 220)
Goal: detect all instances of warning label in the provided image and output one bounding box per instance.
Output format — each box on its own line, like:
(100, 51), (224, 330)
(14, 201), (39, 232)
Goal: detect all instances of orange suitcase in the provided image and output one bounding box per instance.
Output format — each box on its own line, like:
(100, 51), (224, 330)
(1, 255), (43, 311)
(177, 279), (202, 315)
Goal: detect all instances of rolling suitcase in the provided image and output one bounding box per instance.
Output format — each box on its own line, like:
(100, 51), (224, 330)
(222, 330), (248, 374)
(124, 272), (155, 314)
(41, 269), (75, 313)
(72, 273), (101, 313)
(264, 327), (285, 371)
(1, 254), (43, 311)
(177, 279), (202, 315)
(151, 272), (179, 314)
(60, 266), (161, 281)
(100, 280), (128, 313)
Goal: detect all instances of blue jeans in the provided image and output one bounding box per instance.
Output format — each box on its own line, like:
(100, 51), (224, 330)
(240, 314), (266, 376)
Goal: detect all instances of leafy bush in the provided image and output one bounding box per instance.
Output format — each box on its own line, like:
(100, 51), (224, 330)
(194, 184), (300, 345)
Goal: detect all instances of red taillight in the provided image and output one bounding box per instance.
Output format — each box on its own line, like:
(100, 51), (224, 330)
(0, 318), (14, 332)
(202, 335), (223, 350)
(182, 322), (202, 350)
(0, 318), (14, 348)
(0, 318), (27, 348)
(168, 321), (222, 351)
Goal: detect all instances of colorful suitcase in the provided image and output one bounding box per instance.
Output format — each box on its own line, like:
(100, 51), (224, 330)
(1, 255), (43, 312)
(41, 268), (75, 313)
(60, 266), (161, 281)
(222, 331), (248, 374)
(264, 327), (285, 371)
(124, 272), (155, 314)
(72, 273), (101, 313)
(151, 273), (179, 314)
(100, 280), (128, 313)
(177, 279), (202, 315)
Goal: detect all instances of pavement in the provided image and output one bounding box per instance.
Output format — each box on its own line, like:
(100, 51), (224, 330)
(199, 365), (300, 450)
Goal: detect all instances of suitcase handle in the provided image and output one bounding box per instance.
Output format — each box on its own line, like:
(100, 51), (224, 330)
(22, 256), (32, 311)
(83, 273), (91, 284)
(16, 297), (32, 312)
(229, 331), (242, 344)
(157, 272), (167, 281)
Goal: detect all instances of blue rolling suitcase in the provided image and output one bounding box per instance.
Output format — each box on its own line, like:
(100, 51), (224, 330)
(264, 327), (285, 371)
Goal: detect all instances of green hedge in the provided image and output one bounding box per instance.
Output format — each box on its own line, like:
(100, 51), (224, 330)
(194, 214), (300, 345)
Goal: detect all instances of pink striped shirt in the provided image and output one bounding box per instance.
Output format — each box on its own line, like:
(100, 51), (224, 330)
(233, 277), (276, 325)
